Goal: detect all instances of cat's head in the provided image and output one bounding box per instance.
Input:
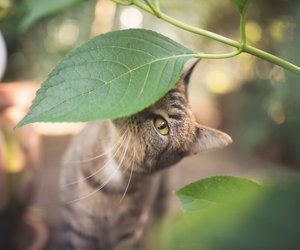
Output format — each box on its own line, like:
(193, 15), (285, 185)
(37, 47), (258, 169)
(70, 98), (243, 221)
(113, 59), (232, 174)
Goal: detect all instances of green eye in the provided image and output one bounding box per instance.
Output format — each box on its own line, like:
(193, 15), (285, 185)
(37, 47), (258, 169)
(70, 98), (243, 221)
(153, 117), (169, 135)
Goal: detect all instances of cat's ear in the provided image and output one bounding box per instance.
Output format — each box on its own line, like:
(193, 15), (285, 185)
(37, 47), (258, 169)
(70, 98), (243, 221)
(188, 124), (232, 155)
(182, 58), (200, 84)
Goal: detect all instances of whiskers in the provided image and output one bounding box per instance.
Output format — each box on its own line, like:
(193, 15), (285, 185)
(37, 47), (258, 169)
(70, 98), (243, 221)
(119, 145), (136, 203)
(64, 131), (133, 205)
(62, 131), (128, 188)
(67, 132), (127, 164)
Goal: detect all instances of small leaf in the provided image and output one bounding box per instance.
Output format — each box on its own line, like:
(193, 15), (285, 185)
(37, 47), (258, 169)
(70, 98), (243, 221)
(21, 0), (84, 32)
(17, 29), (195, 127)
(175, 176), (262, 212)
(230, 0), (249, 14)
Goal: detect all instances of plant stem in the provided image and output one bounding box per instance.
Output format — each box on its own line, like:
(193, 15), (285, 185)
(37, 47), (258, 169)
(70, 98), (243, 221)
(113, 0), (133, 6)
(154, 0), (160, 11)
(113, 0), (300, 75)
(144, 0), (160, 17)
(244, 45), (300, 75)
(240, 13), (247, 46)
(195, 49), (242, 59)
(133, 0), (239, 48)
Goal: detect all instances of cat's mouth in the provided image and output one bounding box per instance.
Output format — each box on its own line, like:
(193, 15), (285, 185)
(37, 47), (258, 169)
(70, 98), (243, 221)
(152, 150), (187, 172)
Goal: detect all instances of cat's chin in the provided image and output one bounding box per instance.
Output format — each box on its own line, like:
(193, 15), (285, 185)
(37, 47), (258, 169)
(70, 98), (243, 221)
(140, 151), (187, 175)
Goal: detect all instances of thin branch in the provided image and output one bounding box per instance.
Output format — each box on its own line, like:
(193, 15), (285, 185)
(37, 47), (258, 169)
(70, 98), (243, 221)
(113, 0), (300, 75)
(240, 13), (247, 47)
(112, 0), (133, 6)
(154, 0), (160, 11)
(129, 0), (300, 75)
(195, 48), (242, 60)
(244, 44), (300, 75)
(143, 0), (160, 17)
(132, 0), (239, 48)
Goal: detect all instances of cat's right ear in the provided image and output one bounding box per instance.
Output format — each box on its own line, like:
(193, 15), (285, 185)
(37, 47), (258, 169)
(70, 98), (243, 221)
(182, 58), (200, 84)
(188, 124), (232, 155)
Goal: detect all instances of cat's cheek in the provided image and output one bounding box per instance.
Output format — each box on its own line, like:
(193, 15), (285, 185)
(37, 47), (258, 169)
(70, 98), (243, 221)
(150, 127), (170, 145)
(157, 136), (170, 150)
(187, 146), (200, 156)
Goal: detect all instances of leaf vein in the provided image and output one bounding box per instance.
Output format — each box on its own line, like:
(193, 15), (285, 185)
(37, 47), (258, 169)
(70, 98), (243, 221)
(26, 54), (194, 122)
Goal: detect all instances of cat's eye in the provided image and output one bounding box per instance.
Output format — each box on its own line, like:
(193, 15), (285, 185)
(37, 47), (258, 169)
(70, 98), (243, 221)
(153, 117), (169, 135)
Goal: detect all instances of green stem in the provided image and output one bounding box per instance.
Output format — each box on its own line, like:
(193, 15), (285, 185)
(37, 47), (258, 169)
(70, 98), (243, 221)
(113, 0), (300, 75)
(113, 0), (133, 6)
(195, 49), (242, 59)
(244, 45), (300, 75)
(143, 0), (160, 17)
(134, 0), (239, 48)
(240, 12), (247, 46)
(154, 0), (160, 11)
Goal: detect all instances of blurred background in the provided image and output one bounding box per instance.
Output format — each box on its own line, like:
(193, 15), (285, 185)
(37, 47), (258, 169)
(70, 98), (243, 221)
(0, 0), (299, 249)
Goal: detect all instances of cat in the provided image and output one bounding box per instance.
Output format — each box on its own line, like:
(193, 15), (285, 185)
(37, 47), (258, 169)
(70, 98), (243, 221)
(60, 59), (232, 250)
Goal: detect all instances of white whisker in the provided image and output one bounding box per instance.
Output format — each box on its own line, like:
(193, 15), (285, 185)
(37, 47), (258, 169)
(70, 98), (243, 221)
(65, 133), (131, 205)
(119, 141), (136, 203)
(68, 132), (127, 164)
(62, 131), (128, 188)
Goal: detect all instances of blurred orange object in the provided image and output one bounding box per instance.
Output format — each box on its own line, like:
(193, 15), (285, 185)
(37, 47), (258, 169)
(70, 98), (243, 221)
(0, 82), (45, 250)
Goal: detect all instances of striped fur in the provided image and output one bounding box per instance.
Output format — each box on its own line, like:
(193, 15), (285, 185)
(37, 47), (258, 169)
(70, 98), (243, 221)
(60, 59), (232, 249)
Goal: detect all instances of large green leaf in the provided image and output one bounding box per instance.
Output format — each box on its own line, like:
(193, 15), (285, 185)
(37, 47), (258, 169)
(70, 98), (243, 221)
(175, 176), (262, 212)
(20, 0), (85, 31)
(230, 0), (249, 14)
(17, 29), (195, 127)
(153, 179), (300, 250)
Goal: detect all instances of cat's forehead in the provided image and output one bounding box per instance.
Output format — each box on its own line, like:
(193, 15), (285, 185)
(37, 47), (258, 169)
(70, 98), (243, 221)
(148, 80), (187, 113)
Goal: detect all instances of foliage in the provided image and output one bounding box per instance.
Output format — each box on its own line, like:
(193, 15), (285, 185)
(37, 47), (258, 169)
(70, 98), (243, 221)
(175, 176), (261, 212)
(0, 0), (85, 32)
(20, 0), (85, 32)
(231, 1), (300, 166)
(230, 0), (249, 14)
(4, 1), (300, 248)
(16, 29), (194, 127)
(151, 176), (300, 250)
(17, 0), (300, 127)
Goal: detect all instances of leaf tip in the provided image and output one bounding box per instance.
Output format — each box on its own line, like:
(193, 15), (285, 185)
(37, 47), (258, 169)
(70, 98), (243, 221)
(15, 116), (30, 128)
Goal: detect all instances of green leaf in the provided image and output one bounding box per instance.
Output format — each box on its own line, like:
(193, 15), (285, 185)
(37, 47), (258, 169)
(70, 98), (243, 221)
(156, 179), (300, 250)
(230, 0), (249, 14)
(17, 29), (194, 127)
(175, 176), (262, 212)
(20, 0), (85, 32)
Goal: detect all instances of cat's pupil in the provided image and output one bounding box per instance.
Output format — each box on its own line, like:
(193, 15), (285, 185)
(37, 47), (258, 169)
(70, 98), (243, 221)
(153, 117), (169, 135)
(158, 122), (166, 130)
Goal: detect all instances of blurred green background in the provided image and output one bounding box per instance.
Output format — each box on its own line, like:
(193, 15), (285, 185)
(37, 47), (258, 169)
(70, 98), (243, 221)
(1, 0), (300, 249)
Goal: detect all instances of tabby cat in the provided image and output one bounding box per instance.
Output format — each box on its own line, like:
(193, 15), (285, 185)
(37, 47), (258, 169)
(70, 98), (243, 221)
(60, 59), (232, 250)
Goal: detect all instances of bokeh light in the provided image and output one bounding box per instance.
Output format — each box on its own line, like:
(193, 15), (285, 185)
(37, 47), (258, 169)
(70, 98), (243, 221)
(246, 21), (262, 44)
(120, 7), (143, 29)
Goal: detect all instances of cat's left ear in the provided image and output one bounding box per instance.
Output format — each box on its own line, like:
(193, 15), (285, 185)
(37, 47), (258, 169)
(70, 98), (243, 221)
(182, 58), (200, 84)
(188, 124), (232, 155)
